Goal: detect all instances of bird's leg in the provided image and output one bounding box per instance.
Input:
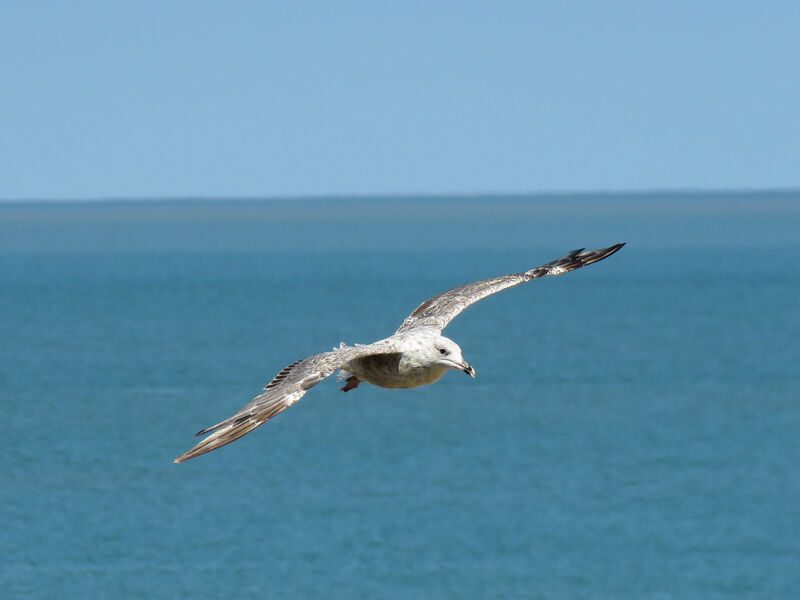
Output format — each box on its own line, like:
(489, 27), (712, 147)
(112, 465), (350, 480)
(341, 375), (360, 392)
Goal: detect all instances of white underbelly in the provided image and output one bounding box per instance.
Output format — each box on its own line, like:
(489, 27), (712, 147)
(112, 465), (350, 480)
(344, 355), (448, 389)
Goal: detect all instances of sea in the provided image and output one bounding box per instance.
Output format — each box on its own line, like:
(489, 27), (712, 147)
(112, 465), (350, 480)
(1, 192), (798, 599)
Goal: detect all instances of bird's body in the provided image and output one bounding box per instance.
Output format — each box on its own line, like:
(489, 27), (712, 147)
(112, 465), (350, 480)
(175, 243), (624, 463)
(342, 329), (471, 389)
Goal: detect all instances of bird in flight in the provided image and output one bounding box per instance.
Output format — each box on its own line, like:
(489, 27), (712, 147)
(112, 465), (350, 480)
(174, 243), (625, 462)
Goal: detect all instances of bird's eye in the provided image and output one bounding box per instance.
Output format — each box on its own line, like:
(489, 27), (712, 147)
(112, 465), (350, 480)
(439, 348), (447, 355)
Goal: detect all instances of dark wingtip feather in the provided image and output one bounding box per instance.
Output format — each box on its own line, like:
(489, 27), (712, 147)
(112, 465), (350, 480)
(606, 242), (626, 257)
(584, 242), (625, 263)
(194, 425), (217, 437)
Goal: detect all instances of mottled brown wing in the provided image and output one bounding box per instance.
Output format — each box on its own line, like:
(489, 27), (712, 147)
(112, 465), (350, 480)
(174, 342), (393, 463)
(396, 243), (625, 333)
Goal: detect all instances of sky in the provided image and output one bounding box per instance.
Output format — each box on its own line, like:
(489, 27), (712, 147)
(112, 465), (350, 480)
(1, 1), (799, 200)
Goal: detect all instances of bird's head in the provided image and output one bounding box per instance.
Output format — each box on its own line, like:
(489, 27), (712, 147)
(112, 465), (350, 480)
(432, 335), (476, 378)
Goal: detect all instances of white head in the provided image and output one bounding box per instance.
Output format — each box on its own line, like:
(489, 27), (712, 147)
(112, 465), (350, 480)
(431, 335), (476, 378)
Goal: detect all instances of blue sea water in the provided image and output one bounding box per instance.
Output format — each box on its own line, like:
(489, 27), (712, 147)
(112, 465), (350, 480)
(0, 193), (798, 599)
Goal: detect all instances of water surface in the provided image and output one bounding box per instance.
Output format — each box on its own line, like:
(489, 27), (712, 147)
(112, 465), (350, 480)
(1, 193), (798, 598)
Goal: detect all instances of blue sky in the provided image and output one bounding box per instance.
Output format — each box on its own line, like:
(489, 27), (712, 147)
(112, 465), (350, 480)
(2, 1), (799, 200)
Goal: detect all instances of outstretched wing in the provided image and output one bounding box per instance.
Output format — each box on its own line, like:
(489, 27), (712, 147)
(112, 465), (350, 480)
(396, 243), (625, 333)
(174, 342), (392, 463)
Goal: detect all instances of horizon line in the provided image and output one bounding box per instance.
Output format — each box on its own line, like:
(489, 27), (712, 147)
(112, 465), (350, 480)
(1, 186), (799, 204)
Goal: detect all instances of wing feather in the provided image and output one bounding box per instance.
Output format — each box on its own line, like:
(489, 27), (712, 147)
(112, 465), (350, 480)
(396, 243), (625, 333)
(174, 342), (393, 462)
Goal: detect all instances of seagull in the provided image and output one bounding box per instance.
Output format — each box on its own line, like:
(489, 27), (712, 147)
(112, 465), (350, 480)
(174, 243), (625, 462)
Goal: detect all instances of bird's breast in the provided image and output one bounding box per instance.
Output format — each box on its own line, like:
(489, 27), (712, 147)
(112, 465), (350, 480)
(344, 353), (447, 389)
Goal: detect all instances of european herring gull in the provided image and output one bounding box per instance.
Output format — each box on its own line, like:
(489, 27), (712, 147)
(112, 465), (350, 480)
(174, 243), (624, 462)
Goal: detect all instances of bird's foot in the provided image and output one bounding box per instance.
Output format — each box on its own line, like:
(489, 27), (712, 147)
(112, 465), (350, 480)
(341, 376), (360, 392)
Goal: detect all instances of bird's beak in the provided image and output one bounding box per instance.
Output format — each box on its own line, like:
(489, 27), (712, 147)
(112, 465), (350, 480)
(462, 362), (476, 378)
